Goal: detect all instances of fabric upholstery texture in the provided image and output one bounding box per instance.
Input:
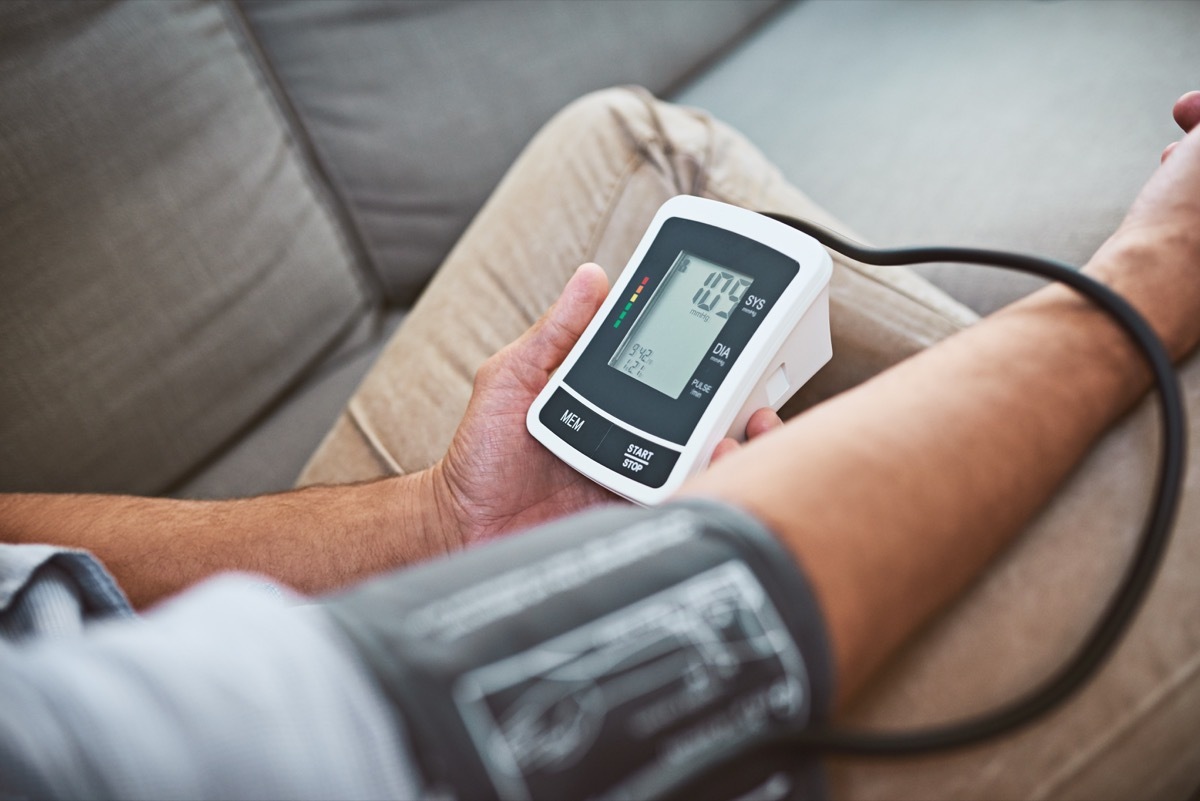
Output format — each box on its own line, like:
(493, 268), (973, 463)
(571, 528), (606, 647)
(298, 86), (978, 493)
(238, 0), (785, 306)
(675, 0), (1200, 315)
(4, 1), (1200, 796)
(300, 86), (1200, 801)
(825, 351), (1200, 801)
(175, 0), (790, 495)
(0, 0), (370, 495)
(174, 313), (404, 500)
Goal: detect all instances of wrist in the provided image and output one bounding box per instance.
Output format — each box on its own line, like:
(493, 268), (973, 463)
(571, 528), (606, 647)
(1085, 226), (1200, 362)
(369, 467), (467, 568)
(418, 460), (472, 556)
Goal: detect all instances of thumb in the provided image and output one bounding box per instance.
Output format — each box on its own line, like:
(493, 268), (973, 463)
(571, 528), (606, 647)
(518, 263), (610, 375)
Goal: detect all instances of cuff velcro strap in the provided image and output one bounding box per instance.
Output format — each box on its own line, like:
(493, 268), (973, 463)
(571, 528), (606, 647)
(324, 499), (834, 800)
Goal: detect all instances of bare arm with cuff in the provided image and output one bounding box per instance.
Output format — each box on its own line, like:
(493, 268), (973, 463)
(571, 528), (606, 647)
(683, 91), (1200, 706)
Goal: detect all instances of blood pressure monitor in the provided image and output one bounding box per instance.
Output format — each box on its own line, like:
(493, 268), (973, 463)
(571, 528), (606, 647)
(527, 196), (833, 505)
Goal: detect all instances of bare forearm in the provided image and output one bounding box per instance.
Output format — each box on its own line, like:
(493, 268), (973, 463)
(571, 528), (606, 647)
(690, 290), (1148, 691)
(683, 130), (1200, 707)
(0, 263), (618, 612)
(0, 469), (459, 609)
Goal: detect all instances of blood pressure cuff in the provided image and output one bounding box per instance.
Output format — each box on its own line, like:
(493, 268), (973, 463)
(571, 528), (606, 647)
(322, 499), (834, 800)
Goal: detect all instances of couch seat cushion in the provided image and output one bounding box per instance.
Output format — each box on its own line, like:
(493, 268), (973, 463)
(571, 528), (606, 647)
(0, 0), (371, 495)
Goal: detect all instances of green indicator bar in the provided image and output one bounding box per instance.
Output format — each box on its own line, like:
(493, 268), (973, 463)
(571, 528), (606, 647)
(618, 311), (627, 320)
(624, 302), (633, 311)
(613, 320), (622, 328)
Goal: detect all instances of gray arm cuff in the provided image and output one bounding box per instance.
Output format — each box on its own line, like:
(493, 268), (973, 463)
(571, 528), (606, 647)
(324, 498), (834, 800)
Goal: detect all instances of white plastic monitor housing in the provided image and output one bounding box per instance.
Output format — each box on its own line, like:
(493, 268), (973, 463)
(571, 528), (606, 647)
(526, 195), (832, 506)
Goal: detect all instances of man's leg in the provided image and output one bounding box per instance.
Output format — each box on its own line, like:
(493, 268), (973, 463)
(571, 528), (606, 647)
(297, 87), (976, 486)
(300, 87), (1200, 799)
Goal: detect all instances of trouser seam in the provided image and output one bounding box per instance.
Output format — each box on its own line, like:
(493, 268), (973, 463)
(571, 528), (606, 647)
(655, 102), (979, 330)
(581, 150), (647, 264)
(339, 106), (651, 479)
(1028, 645), (1200, 799)
(707, 166), (979, 330)
(346, 399), (406, 477)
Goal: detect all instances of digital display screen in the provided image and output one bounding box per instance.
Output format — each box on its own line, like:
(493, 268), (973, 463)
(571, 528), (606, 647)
(609, 251), (753, 399)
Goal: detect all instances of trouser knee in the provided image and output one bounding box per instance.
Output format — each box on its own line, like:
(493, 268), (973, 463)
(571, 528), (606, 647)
(539, 86), (714, 195)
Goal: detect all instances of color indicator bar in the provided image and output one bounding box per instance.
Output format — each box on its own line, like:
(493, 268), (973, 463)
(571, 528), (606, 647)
(615, 275), (651, 328)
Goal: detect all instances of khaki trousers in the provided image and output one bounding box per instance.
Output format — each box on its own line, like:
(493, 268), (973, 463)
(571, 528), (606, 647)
(300, 88), (1200, 800)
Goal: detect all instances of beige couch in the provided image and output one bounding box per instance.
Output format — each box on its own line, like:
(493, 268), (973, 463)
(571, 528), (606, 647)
(3, 1), (1199, 798)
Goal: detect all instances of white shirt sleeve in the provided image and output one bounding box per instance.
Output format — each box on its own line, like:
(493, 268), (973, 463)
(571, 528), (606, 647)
(0, 574), (425, 800)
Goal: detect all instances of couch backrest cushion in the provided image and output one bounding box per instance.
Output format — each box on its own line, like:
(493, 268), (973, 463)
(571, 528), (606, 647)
(239, 0), (785, 306)
(0, 1), (371, 494)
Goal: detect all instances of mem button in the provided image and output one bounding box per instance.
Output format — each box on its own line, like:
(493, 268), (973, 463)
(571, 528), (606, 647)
(593, 424), (680, 489)
(538, 388), (611, 456)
